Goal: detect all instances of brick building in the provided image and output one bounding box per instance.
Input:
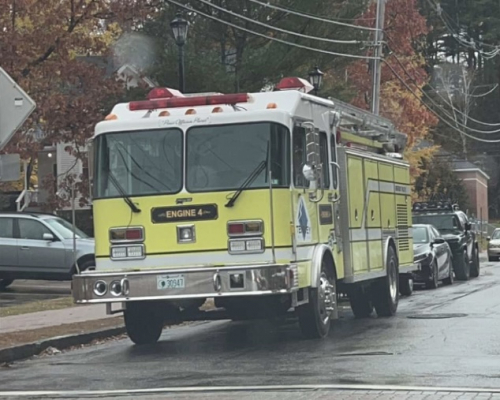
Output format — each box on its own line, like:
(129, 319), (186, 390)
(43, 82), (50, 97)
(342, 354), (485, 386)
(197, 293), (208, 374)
(452, 160), (490, 223)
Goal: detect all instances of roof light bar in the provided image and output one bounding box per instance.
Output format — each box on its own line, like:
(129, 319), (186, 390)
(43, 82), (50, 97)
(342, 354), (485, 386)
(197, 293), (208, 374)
(147, 87), (184, 100)
(129, 93), (250, 112)
(275, 77), (314, 93)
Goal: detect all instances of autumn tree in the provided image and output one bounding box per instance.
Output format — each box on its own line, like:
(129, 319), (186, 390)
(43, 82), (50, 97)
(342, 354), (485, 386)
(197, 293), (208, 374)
(0, 0), (161, 210)
(346, 0), (439, 186)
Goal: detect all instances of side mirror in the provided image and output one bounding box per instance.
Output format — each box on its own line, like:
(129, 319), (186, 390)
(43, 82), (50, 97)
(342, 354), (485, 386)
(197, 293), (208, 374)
(302, 164), (316, 182)
(43, 233), (55, 241)
(465, 222), (472, 231)
(487, 236), (491, 241)
(432, 238), (446, 245)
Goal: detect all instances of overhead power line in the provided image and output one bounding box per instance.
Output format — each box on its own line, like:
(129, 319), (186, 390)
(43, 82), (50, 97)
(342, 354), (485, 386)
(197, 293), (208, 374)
(383, 60), (500, 143)
(385, 34), (500, 127)
(246, 0), (379, 32)
(195, 0), (368, 45)
(386, 46), (500, 133)
(165, 0), (380, 60)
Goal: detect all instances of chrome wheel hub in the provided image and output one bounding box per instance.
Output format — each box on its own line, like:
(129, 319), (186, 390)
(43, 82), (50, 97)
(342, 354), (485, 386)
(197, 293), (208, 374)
(318, 272), (336, 325)
(388, 260), (397, 302)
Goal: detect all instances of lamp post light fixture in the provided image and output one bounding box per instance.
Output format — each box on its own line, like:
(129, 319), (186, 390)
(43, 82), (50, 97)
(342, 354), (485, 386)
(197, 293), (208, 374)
(308, 66), (324, 96)
(170, 12), (189, 92)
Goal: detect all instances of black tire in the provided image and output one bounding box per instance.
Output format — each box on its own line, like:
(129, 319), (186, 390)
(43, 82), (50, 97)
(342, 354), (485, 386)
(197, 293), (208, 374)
(399, 275), (413, 296)
(442, 261), (454, 286)
(454, 252), (470, 281)
(297, 257), (337, 339)
(470, 248), (480, 278)
(0, 279), (14, 290)
(426, 261), (439, 289)
(373, 246), (399, 317)
(79, 260), (96, 273)
(124, 301), (165, 345)
(348, 286), (374, 318)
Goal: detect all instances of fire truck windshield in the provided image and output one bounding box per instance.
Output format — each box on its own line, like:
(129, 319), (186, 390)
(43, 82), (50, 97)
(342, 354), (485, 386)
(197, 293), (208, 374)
(94, 128), (183, 199)
(186, 122), (290, 192)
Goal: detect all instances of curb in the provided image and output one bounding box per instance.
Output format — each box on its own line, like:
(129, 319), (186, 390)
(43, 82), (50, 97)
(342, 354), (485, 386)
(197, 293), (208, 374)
(0, 326), (126, 364)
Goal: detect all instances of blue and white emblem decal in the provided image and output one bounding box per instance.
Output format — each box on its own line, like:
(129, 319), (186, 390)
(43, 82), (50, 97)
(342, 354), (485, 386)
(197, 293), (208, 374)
(296, 196), (312, 243)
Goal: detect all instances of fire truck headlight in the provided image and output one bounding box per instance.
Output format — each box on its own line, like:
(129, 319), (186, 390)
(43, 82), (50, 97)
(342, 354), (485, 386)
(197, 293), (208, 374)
(228, 238), (264, 254)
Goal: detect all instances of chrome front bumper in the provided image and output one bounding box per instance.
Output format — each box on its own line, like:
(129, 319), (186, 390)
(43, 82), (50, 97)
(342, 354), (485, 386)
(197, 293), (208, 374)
(72, 263), (299, 304)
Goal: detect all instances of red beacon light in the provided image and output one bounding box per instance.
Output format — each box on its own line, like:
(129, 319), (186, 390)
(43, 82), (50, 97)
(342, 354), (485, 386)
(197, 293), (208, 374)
(275, 77), (314, 93)
(129, 93), (250, 111)
(147, 87), (184, 100)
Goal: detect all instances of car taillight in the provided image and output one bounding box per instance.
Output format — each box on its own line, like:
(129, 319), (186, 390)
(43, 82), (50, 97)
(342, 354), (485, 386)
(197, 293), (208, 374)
(227, 221), (263, 237)
(109, 227), (144, 243)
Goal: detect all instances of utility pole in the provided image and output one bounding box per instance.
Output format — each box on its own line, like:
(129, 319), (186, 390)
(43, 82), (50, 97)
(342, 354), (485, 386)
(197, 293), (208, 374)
(371, 0), (386, 115)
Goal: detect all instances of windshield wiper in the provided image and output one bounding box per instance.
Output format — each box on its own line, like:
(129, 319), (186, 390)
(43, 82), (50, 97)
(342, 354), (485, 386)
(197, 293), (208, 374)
(225, 160), (267, 208)
(107, 170), (141, 213)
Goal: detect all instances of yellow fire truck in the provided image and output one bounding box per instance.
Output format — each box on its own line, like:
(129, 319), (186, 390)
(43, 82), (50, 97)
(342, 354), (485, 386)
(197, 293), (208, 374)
(72, 77), (415, 344)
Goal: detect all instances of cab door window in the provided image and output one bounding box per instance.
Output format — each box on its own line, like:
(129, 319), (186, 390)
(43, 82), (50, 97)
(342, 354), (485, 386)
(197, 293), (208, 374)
(319, 132), (330, 189)
(293, 126), (310, 189)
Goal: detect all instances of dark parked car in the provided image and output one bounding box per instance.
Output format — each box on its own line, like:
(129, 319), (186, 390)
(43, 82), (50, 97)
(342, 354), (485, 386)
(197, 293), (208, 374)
(412, 202), (480, 281)
(412, 224), (453, 289)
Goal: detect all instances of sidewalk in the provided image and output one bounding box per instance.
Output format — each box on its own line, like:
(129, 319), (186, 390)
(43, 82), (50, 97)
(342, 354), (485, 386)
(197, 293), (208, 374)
(0, 303), (124, 363)
(0, 303), (119, 335)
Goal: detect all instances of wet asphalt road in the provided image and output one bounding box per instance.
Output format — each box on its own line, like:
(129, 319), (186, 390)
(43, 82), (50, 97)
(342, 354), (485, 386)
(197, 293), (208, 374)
(2, 261), (500, 397)
(0, 280), (70, 308)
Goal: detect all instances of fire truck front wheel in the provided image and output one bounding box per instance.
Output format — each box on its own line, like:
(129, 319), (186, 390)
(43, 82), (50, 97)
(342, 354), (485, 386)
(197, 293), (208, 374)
(124, 301), (166, 345)
(297, 256), (337, 339)
(372, 245), (399, 317)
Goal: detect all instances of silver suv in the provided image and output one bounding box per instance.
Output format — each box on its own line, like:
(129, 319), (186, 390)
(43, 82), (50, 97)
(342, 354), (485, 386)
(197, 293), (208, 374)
(0, 213), (95, 289)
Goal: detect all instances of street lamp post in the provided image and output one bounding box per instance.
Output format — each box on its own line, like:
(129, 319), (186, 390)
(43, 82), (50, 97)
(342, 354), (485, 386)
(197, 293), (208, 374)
(308, 66), (324, 96)
(170, 13), (189, 93)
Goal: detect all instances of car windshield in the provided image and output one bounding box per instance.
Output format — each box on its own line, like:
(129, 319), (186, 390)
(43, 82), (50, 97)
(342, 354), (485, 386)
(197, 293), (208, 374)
(413, 226), (429, 243)
(492, 230), (500, 239)
(186, 122), (290, 192)
(413, 214), (461, 232)
(44, 218), (89, 239)
(94, 128), (183, 198)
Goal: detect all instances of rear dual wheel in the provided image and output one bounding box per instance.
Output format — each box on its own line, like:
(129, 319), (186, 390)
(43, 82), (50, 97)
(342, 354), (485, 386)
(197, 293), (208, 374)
(349, 245), (399, 318)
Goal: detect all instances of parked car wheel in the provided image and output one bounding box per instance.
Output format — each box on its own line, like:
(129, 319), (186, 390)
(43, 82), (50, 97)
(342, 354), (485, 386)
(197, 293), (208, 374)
(454, 252), (470, 281)
(426, 261), (439, 289)
(0, 279), (14, 290)
(470, 249), (480, 278)
(442, 261), (454, 286)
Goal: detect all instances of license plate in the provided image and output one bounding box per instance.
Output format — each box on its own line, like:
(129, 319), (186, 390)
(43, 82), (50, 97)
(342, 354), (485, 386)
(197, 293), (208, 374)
(157, 274), (185, 290)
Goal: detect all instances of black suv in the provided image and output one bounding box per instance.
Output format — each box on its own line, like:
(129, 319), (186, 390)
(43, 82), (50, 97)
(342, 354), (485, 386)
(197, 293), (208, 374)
(412, 202), (480, 281)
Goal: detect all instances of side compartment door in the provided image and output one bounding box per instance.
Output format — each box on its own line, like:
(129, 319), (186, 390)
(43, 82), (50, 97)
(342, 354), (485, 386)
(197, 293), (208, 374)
(347, 154), (368, 274)
(0, 217), (18, 272)
(364, 159), (383, 272)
